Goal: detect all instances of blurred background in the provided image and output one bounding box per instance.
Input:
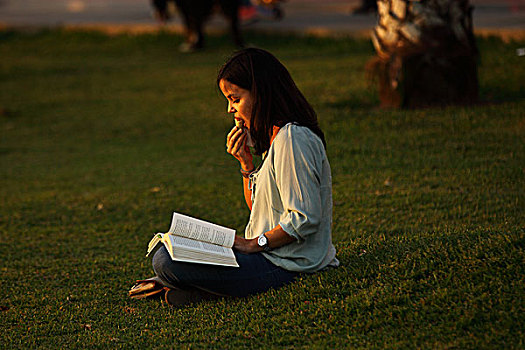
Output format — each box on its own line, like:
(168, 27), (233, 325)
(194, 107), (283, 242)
(1, 1), (524, 348)
(0, 0), (524, 34)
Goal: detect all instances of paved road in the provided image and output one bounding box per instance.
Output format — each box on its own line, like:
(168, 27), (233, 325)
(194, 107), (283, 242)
(0, 0), (524, 36)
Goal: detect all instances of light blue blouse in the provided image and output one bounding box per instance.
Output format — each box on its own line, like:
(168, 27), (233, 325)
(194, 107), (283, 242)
(245, 123), (339, 273)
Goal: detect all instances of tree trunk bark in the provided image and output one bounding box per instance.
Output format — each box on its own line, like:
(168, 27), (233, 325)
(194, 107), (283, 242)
(368, 0), (479, 108)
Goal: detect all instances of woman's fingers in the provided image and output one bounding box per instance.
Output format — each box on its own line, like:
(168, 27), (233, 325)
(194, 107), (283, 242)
(226, 126), (253, 168)
(226, 126), (240, 143)
(227, 125), (245, 142)
(226, 127), (245, 152)
(228, 133), (247, 155)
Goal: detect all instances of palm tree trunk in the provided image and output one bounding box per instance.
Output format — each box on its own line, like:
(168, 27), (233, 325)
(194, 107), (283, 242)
(368, 0), (479, 108)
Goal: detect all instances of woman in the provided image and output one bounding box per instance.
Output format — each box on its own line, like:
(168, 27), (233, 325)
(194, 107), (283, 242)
(151, 48), (338, 306)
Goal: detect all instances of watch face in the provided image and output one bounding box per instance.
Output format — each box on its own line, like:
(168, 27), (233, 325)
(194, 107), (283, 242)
(258, 234), (267, 247)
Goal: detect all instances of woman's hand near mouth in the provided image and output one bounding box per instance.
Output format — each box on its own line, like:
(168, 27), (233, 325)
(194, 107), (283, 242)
(227, 123), (253, 171)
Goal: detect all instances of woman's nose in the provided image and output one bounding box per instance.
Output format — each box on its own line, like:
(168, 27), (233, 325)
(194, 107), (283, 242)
(227, 103), (236, 114)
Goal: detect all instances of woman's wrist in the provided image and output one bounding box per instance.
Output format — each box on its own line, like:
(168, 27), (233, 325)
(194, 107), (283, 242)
(250, 237), (263, 253)
(240, 164), (254, 172)
(239, 161), (255, 178)
(239, 158), (254, 171)
(240, 167), (255, 178)
(233, 236), (262, 254)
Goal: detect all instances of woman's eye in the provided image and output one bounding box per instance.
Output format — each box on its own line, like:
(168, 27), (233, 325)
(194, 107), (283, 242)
(233, 99), (240, 104)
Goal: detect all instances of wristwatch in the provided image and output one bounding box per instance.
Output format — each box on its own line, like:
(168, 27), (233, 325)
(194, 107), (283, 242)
(257, 233), (271, 252)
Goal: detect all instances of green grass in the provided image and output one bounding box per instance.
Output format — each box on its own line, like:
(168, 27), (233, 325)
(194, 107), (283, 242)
(0, 29), (523, 348)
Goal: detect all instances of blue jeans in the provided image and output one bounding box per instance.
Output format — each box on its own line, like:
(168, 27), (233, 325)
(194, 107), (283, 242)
(152, 246), (299, 297)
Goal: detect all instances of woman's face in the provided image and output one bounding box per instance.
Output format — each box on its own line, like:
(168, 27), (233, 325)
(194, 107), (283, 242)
(219, 79), (254, 129)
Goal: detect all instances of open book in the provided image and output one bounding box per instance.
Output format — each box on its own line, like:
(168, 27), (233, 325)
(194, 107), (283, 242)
(146, 212), (239, 267)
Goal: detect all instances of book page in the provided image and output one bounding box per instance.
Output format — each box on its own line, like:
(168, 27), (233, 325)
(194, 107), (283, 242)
(164, 233), (239, 267)
(167, 235), (237, 260)
(145, 233), (164, 257)
(167, 212), (235, 248)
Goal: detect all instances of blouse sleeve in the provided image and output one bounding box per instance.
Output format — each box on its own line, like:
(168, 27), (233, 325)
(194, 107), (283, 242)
(274, 126), (324, 241)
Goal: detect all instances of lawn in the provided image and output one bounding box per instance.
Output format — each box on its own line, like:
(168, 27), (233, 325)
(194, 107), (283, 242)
(0, 29), (523, 348)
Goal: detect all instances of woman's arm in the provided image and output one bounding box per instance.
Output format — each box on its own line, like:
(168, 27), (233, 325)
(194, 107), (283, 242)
(234, 224), (296, 254)
(227, 126), (254, 210)
(242, 176), (253, 210)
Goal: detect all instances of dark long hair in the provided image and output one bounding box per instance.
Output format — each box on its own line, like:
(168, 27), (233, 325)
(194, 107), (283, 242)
(217, 48), (326, 155)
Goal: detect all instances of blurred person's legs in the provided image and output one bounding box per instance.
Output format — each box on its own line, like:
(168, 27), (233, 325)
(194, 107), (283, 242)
(239, 0), (257, 23)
